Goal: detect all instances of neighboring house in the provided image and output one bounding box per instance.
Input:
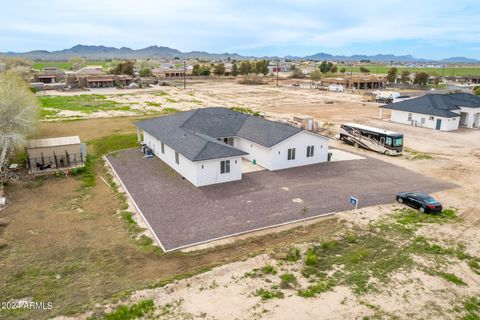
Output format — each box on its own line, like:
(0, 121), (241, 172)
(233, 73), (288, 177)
(445, 76), (480, 86)
(136, 108), (329, 187)
(379, 93), (480, 131)
(66, 66), (133, 88)
(152, 67), (192, 78)
(320, 76), (386, 90)
(33, 67), (66, 83)
(25, 136), (87, 173)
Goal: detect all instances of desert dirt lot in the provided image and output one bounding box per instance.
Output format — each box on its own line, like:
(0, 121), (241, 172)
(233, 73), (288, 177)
(1, 80), (479, 319)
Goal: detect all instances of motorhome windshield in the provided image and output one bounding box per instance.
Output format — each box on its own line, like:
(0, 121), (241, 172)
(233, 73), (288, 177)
(392, 136), (403, 147)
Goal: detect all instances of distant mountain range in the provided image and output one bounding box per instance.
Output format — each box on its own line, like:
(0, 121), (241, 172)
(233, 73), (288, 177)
(2, 44), (479, 63)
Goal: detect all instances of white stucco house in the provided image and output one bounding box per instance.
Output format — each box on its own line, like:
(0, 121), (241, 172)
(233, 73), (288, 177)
(379, 93), (480, 131)
(136, 108), (329, 187)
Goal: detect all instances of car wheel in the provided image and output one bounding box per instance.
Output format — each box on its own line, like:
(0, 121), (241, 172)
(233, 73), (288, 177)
(419, 207), (425, 213)
(354, 142), (359, 148)
(384, 150), (390, 156)
(397, 197), (403, 204)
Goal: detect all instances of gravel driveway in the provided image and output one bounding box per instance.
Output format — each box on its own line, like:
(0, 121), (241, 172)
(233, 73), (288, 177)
(106, 148), (455, 251)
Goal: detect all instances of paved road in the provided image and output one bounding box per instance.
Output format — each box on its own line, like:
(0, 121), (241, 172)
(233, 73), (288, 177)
(106, 148), (455, 251)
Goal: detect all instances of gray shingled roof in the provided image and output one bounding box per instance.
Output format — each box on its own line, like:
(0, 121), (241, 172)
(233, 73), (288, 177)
(380, 93), (480, 118)
(136, 107), (304, 161)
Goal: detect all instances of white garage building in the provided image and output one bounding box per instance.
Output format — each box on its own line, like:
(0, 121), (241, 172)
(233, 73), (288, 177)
(379, 93), (480, 131)
(137, 108), (329, 187)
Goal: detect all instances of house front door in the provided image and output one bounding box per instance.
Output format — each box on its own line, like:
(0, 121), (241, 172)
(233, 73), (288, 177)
(459, 112), (468, 126)
(435, 119), (442, 130)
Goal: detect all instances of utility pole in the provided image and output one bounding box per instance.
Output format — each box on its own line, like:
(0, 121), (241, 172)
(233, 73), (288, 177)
(276, 60), (279, 86)
(183, 61), (186, 89)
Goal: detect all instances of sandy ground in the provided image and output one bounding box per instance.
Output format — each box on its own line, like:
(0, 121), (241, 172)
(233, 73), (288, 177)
(40, 80), (480, 319)
(37, 80), (370, 120)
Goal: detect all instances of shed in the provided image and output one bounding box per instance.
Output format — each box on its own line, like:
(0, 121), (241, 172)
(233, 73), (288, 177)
(25, 136), (86, 173)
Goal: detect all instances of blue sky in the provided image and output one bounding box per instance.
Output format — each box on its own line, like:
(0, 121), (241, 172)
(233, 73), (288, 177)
(1, 0), (479, 59)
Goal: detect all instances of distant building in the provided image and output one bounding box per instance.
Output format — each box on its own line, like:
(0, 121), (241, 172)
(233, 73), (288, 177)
(152, 67), (192, 78)
(320, 76), (386, 90)
(445, 76), (480, 85)
(379, 93), (480, 131)
(66, 66), (133, 88)
(268, 62), (291, 73)
(33, 67), (65, 84)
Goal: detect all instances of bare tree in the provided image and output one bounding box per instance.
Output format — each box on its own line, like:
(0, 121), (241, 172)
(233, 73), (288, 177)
(0, 56), (33, 81)
(0, 72), (39, 180)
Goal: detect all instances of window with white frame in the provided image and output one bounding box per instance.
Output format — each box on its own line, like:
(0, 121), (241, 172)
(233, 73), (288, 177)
(175, 152), (179, 164)
(306, 145), (314, 157)
(287, 148), (296, 160)
(161, 142), (165, 154)
(408, 113), (413, 121)
(220, 160), (230, 174)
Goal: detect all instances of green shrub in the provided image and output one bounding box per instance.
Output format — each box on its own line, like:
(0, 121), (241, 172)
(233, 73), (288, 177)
(463, 297), (480, 319)
(297, 280), (335, 297)
(53, 171), (63, 178)
(145, 101), (161, 107)
(231, 106), (261, 116)
(469, 259), (480, 274)
(301, 266), (325, 278)
(320, 240), (338, 250)
(163, 108), (179, 113)
(438, 272), (467, 286)
(411, 236), (453, 255)
(280, 273), (297, 288)
(304, 248), (318, 266)
(348, 248), (370, 264)
(88, 299), (155, 320)
(345, 233), (357, 243)
(285, 247), (301, 262)
(254, 288), (284, 300)
(70, 166), (87, 175)
(262, 265), (277, 275)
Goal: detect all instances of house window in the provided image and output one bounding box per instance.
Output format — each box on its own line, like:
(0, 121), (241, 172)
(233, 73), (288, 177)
(306, 145), (314, 157)
(175, 152), (179, 164)
(161, 142), (165, 154)
(408, 113), (413, 121)
(287, 148), (296, 160)
(220, 160), (230, 174)
(429, 116), (434, 121)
